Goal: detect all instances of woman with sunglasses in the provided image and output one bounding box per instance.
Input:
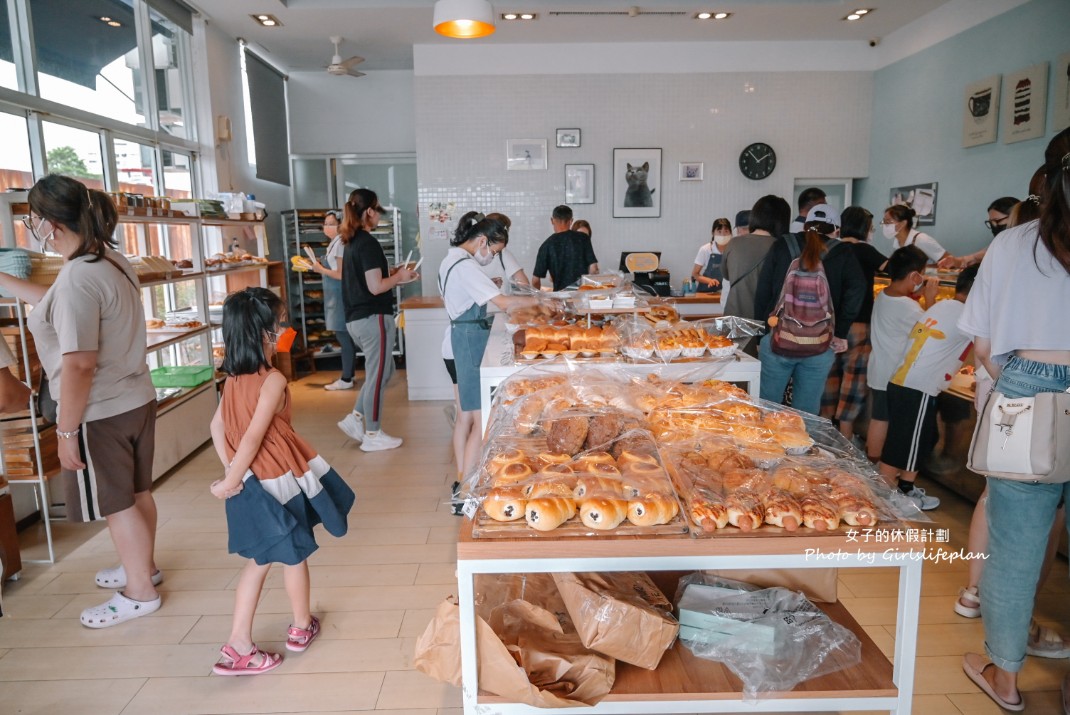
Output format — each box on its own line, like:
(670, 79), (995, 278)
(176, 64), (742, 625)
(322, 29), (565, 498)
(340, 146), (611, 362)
(0, 175), (161, 628)
(334, 189), (418, 452)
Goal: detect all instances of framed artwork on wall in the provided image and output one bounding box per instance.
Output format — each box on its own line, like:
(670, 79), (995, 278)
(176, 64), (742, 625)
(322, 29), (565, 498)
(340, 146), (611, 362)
(962, 75), (1000, 148)
(1053, 51), (1070, 132)
(889, 182), (938, 227)
(679, 162), (704, 181)
(506, 139), (548, 170)
(1002, 62), (1048, 144)
(565, 164), (594, 204)
(613, 148), (661, 218)
(556, 128), (581, 148)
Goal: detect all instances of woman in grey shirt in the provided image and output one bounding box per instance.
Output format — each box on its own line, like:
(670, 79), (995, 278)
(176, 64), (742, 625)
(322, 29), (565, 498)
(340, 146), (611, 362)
(722, 194), (789, 319)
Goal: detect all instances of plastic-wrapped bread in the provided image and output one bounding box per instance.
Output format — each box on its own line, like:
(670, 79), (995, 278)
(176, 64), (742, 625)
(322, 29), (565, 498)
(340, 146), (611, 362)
(762, 410), (807, 432)
(616, 449), (659, 470)
(627, 492), (679, 527)
(545, 415), (589, 455)
(722, 468), (769, 493)
(761, 488), (803, 531)
(826, 470), (879, 526)
(689, 490), (729, 532)
(725, 490), (764, 531)
(800, 493), (840, 531)
(515, 394), (548, 435)
(491, 461), (535, 486)
(622, 467), (670, 498)
(487, 448), (530, 476)
(574, 476), (625, 499)
(525, 497), (576, 531)
(526, 480), (576, 500)
(775, 429), (815, 455)
(584, 414), (625, 451)
(703, 446), (755, 472)
(533, 452), (572, 469)
(579, 497), (629, 530)
(483, 486), (527, 522)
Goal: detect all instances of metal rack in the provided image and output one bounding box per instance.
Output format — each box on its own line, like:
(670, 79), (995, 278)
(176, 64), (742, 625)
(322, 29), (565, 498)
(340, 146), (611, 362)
(284, 207), (404, 361)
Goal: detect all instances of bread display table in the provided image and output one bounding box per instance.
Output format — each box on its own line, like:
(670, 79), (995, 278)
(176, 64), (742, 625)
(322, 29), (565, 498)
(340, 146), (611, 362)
(479, 314), (762, 434)
(455, 522), (922, 714)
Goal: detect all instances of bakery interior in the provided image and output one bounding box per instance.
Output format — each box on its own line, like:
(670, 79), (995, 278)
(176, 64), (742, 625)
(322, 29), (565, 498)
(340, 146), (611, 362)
(0, 0), (1069, 713)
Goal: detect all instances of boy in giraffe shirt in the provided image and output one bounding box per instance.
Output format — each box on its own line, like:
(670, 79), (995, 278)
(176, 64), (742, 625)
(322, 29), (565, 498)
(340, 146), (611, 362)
(879, 265), (978, 511)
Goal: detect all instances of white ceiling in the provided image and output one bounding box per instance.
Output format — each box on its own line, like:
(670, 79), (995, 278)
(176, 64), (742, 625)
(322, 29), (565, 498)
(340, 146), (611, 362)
(189, 0), (960, 72)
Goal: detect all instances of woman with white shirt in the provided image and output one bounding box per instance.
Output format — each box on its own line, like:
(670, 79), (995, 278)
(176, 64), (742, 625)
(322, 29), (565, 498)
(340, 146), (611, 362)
(307, 211), (358, 391)
(439, 212), (539, 478)
(959, 127), (1070, 713)
(881, 204), (950, 264)
(691, 217), (732, 292)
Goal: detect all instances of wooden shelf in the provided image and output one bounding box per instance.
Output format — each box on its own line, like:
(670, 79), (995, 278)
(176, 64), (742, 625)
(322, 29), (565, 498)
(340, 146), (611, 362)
(205, 263), (270, 277)
(146, 325), (210, 351)
(140, 271), (205, 287)
(156, 381), (214, 416)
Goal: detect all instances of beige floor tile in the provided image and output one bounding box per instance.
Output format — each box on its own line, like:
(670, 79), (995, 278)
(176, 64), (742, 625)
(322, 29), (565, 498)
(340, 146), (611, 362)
(156, 516), (230, 533)
(260, 584), (455, 614)
(350, 511), (464, 529)
(0, 643), (220, 681)
(840, 595), (971, 627)
(0, 677), (146, 715)
(415, 563), (457, 586)
(377, 669), (462, 710)
(123, 672), (385, 713)
(909, 622), (988, 657)
(949, 688), (1064, 714)
(861, 624), (896, 659)
(0, 593), (75, 619)
(341, 528), (433, 546)
(400, 609), (438, 638)
(0, 614), (198, 648)
(275, 638), (414, 674)
(183, 610), (405, 644)
(258, 564), (419, 590)
(52, 589), (241, 619)
(308, 544), (457, 566)
(426, 526), (459, 544)
(41, 567), (238, 595)
(353, 498), (443, 515)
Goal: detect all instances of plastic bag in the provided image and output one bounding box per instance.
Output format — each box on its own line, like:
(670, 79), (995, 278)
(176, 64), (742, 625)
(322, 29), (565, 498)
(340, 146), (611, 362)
(674, 572), (861, 700)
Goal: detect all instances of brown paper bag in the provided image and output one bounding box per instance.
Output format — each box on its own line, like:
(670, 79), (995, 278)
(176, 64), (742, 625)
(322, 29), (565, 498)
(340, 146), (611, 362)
(703, 568), (838, 603)
(553, 572), (680, 670)
(413, 596), (615, 708)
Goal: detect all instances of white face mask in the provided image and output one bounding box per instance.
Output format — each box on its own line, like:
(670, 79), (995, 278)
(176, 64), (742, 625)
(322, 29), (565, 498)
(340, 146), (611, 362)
(881, 223), (898, 240)
(911, 274), (924, 293)
(473, 243), (496, 266)
(28, 217), (57, 254)
(714, 234), (731, 248)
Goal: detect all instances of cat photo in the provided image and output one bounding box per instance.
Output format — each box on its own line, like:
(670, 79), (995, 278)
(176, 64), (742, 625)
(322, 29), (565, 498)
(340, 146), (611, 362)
(623, 162), (655, 207)
(613, 149), (662, 217)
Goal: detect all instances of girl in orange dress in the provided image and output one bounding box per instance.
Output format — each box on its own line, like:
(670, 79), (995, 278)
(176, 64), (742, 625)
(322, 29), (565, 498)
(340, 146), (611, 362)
(209, 288), (355, 675)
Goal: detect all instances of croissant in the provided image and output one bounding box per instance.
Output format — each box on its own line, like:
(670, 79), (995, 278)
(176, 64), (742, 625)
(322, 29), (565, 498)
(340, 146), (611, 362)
(483, 486), (527, 522)
(800, 494), (840, 531)
(580, 497), (629, 530)
(627, 492), (679, 527)
(492, 461), (535, 485)
(487, 448), (529, 476)
(761, 488), (803, 531)
(725, 490), (764, 531)
(689, 491), (729, 532)
(525, 497), (576, 531)
(574, 476), (625, 499)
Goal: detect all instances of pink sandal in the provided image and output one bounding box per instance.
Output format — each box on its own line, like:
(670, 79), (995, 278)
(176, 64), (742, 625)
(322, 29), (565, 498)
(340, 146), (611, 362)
(287, 615), (321, 652)
(212, 644), (282, 676)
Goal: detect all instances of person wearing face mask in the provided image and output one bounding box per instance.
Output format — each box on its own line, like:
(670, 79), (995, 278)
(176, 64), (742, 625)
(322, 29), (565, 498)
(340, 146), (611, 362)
(439, 212), (540, 480)
(880, 204), (950, 264)
(864, 245), (938, 466)
(306, 211), (358, 391)
(691, 217), (732, 292)
(335, 188), (419, 452)
(940, 186), (1038, 270)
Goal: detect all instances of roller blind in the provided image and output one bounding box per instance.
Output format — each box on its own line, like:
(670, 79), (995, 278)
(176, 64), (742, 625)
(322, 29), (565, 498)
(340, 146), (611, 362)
(244, 48), (291, 186)
(145, 0), (194, 34)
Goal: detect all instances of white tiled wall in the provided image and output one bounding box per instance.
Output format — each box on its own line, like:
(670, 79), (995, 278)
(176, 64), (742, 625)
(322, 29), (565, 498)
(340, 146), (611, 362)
(414, 71), (872, 295)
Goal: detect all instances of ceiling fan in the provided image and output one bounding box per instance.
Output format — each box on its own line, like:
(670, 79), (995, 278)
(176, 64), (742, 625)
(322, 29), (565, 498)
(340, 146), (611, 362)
(325, 36), (365, 78)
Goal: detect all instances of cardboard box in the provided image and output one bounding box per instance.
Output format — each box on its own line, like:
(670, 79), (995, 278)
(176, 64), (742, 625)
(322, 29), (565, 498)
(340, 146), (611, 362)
(553, 571), (679, 670)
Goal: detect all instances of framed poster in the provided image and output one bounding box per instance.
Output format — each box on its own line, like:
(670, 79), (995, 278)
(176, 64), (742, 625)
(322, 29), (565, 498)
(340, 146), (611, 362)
(679, 162), (704, 181)
(613, 148), (661, 218)
(506, 139), (547, 170)
(556, 128), (581, 148)
(962, 75), (1000, 148)
(890, 182), (938, 227)
(1053, 51), (1070, 132)
(565, 164), (594, 204)
(1002, 62), (1048, 144)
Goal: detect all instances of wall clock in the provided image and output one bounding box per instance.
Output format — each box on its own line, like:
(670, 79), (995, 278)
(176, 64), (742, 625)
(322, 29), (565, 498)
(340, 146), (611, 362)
(739, 142), (776, 180)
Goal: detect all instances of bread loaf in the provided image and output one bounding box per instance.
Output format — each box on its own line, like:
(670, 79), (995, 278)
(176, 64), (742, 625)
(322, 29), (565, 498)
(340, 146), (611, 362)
(483, 487), (527, 522)
(580, 497), (629, 530)
(627, 493), (679, 527)
(573, 476), (625, 499)
(525, 497), (576, 531)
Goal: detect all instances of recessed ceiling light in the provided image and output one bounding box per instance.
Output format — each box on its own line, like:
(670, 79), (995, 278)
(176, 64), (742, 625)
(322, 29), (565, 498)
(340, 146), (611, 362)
(846, 14), (861, 20)
(100, 16), (111, 22)
(500, 12), (537, 20)
(503, 13), (517, 19)
(855, 8), (871, 14)
(520, 13), (534, 19)
(696, 12), (712, 20)
(843, 9), (873, 20)
(714, 12), (730, 19)
(107, 20), (121, 27)
(250, 13), (282, 27)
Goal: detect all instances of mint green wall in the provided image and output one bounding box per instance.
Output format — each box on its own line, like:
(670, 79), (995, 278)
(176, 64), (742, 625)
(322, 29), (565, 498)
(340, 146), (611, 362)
(856, 0), (1070, 258)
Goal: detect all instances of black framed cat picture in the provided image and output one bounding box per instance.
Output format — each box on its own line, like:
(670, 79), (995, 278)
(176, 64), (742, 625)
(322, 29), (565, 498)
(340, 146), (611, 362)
(613, 148), (662, 218)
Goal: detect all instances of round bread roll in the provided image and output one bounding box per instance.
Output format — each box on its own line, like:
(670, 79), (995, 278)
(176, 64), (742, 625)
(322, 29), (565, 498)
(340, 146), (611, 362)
(483, 486), (526, 522)
(487, 448), (529, 476)
(492, 461), (534, 484)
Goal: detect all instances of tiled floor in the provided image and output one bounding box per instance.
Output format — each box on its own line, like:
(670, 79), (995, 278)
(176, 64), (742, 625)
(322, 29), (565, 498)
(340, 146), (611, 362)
(1, 371), (1067, 714)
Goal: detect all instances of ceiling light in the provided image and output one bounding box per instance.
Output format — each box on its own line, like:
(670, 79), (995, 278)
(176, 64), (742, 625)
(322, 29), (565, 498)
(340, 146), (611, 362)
(520, 13), (535, 20)
(250, 13), (282, 27)
(107, 20), (122, 27)
(855, 8), (870, 14)
(100, 16), (111, 22)
(846, 14), (861, 20)
(696, 12), (712, 19)
(434, 0), (495, 38)
(714, 12), (730, 19)
(503, 13), (517, 19)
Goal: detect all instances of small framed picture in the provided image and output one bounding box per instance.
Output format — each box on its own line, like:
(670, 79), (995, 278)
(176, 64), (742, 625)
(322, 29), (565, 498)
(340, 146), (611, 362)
(506, 139), (547, 171)
(565, 164), (594, 204)
(679, 162), (704, 181)
(556, 128), (581, 148)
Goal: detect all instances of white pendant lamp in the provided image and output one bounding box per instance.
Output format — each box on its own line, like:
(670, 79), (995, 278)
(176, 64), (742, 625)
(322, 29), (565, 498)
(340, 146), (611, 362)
(433, 0), (496, 39)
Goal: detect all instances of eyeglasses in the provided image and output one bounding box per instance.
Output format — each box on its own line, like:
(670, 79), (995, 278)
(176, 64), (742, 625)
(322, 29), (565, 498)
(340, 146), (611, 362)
(983, 218), (1008, 230)
(880, 219), (897, 225)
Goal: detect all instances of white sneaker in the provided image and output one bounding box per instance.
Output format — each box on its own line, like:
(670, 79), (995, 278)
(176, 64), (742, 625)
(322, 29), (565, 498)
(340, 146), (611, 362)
(325, 378), (355, 391)
(338, 412), (365, 442)
(360, 430), (403, 452)
(902, 486), (940, 511)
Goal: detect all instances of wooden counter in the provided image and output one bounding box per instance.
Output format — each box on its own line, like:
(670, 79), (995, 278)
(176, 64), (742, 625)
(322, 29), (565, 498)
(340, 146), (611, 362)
(400, 295), (444, 310)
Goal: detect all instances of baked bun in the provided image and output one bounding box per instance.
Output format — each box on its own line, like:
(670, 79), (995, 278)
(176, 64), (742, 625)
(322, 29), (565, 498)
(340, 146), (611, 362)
(487, 448), (529, 476)
(483, 486), (526, 522)
(580, 498), (628, 530)
(525, 497), (576, 531)
(492, 461), (534, 485)
(627, 493), (679, 526)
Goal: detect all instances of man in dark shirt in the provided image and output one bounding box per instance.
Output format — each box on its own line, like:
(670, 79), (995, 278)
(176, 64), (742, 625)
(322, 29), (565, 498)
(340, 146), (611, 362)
(532, 205), (598, 290)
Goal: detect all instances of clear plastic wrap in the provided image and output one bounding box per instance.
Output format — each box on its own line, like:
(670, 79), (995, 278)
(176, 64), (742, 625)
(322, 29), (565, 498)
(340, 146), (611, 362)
(674, 572), (861, 700)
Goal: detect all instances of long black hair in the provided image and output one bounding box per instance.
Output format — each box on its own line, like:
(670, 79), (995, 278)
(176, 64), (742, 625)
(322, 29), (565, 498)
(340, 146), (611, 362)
(1038, 127), (1070, 275)
(451, 211), (509, 247)
(28, 174), (118, 262)
(221, 287), (285, 376)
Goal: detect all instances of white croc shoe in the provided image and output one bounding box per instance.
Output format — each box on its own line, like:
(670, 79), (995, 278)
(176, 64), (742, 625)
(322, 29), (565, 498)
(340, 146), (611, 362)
(95, 565), (164, 589)
(81, 591), (161, 628)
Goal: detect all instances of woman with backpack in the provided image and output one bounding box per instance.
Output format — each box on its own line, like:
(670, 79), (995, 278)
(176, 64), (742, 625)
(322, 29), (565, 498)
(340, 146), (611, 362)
(753, 204), (867, 415)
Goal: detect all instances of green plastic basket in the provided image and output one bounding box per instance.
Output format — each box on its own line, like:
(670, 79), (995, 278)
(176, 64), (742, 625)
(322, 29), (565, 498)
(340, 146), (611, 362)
(150, 365), (214, 388)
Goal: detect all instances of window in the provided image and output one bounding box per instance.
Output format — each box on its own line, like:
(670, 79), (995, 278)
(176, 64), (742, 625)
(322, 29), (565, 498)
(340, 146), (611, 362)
(30, 0), (149, 129)
(0, 112), (34, 248)
(0, 2), (16, 91)
(42, 121), (105, 187)
(162, 149), (193, 199)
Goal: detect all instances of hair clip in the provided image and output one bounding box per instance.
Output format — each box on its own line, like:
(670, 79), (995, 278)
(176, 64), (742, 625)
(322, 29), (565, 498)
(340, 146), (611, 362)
(1027, 194), (1041, 205)
(472, 212), (485, 223)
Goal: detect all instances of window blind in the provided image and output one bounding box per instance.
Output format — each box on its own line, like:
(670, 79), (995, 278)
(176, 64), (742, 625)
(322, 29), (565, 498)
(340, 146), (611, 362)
(243, 48), (290, 186)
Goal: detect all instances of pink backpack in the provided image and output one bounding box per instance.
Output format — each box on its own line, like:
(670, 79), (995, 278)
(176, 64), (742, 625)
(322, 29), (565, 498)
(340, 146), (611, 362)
(769, 235), (838, 358)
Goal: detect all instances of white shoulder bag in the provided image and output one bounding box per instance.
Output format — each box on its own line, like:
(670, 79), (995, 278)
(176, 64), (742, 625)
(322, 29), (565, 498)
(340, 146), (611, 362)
(967, 388), (1070, 483)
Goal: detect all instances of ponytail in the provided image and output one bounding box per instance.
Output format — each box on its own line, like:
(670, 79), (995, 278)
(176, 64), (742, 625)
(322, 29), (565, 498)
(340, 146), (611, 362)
(452, 211), (509, 248)
(1037, 127), (1070, 275)
(799, 227), (825, 272)
(340, 188), (379, 243)
(27, 174), (117, 262)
